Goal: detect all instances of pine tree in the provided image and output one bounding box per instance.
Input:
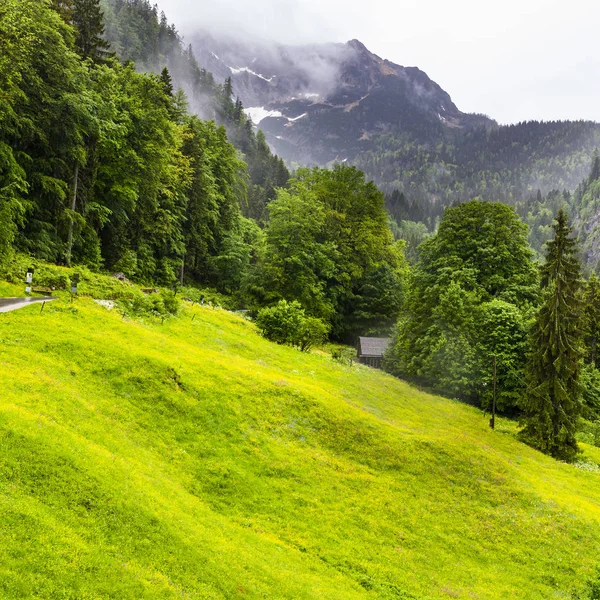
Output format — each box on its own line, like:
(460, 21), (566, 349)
(583, 273), (600, 368)
(159, 67), (174, 97)
(521, 209), (583, 461)
(234, 97), (244, 122)
(72, 0), (111, 62)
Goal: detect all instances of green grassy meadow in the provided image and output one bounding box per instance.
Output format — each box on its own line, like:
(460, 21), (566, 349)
(1, 284), (600, 599)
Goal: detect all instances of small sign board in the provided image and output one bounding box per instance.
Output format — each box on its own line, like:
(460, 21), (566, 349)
(71, 273), (80, 295)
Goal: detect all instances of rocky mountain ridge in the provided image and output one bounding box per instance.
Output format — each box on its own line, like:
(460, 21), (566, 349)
(191, 31), (495, 164)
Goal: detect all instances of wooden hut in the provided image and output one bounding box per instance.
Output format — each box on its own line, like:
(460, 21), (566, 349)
(357, 337), (391, 369)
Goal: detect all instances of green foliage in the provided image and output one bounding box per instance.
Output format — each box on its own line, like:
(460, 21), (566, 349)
(583, 273), (600, 368)
(388, 218), (430, 263)
(521, 210), (584, 461)
(255, 300), (329, 351)
(475, 300), (530, 412)
(71, 0), (113, 62)
(363, 122), (600, 236)
(580, 364), (600, 422)
(100, 0), (289, 217)
(387, 200), (537, 406)
(118, 288), (180, 318)
(251, 165), (406, 340)
(329, 344), (357, 366)
(0, 0), (261, 293)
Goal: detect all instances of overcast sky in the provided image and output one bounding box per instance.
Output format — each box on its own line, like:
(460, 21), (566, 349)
(156, 0), (600, 124)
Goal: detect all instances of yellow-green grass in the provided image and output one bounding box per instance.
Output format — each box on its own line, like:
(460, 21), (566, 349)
(0, 281), (26, 297)
(1, 292), (600, 599)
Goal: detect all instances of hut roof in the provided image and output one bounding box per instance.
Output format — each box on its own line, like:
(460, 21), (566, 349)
(358, 337), (391, 358)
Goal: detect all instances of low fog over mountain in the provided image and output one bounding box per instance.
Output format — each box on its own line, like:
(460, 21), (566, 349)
(191, 31), (494, 164)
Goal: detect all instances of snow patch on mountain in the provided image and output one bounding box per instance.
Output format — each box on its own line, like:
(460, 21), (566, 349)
(230, 66), (275, 82)
(245, 107), (284, 124)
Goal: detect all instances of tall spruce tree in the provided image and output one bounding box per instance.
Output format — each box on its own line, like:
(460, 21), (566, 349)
(521, 209), (583, 461)
(72, 0), (111, 62)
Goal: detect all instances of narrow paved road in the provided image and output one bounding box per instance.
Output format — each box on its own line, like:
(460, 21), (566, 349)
(0, 297), (56, 313)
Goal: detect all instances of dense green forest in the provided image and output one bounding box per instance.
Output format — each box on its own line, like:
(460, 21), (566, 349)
(379, 124), (600, 263)
(0, 0), (405, 340)
(100, 0), (290, 222)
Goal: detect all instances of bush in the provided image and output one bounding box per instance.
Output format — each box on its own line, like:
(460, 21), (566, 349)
(298, 316), (330, 352)
(255, 300), (329, 351)
(330, 345), (357, 366)
(179, 286), (235, 310)
(119, 289), (181, 319)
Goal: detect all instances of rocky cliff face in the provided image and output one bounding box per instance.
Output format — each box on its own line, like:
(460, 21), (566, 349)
(190, 32), (495, 164)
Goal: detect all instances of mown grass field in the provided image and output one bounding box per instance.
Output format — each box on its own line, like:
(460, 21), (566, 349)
(1, 283), (600, 599)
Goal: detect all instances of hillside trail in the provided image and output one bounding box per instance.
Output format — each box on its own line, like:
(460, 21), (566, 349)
(0, 297), (56, 313)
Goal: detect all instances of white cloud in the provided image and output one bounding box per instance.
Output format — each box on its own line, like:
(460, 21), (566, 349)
(156, 0), (600, 124)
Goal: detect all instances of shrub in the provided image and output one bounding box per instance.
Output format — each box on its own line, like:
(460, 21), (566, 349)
(255, 300), (329, 351)
(119, 289), (181, 319)
(298, 316), (330, 352)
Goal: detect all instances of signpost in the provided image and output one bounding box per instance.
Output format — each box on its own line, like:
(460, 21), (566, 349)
(25, 267), (34, 295)
(489, 355), (497, 430)
(71, 273), (80, 295)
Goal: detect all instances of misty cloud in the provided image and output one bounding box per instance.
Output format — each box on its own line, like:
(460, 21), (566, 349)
(155, 0), (600, 125)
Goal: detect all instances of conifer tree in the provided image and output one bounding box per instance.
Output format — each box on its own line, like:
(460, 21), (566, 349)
(159, 67), (174, 97)
(521, 209), (583, 461)
(51, 0), (74, 23)
(72, 0), (111, 62)
(223, 77), (233, 99)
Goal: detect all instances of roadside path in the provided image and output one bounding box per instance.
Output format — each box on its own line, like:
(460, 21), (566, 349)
(0, 297), (57, 313)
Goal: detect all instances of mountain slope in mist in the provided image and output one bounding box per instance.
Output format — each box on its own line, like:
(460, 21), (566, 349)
(192, 31), (494, 165)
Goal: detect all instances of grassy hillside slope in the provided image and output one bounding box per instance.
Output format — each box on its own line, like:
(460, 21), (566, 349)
(1, 288), (600, 599)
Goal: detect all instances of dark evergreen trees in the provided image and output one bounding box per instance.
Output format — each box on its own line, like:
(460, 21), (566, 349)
(521, 209), (583, 461)
(583, 273), (600, 369)
(72, 0), (112, 61)
(0, 0), (255, 288)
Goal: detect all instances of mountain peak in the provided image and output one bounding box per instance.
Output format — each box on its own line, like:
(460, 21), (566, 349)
(190, 31), (496, 165)
(347, 39), (369, 53)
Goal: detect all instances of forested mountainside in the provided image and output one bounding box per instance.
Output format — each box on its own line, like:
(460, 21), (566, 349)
(96, 3), (600, 266)
(191, 30), (600, 260)
(100, 0), (290, 221)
